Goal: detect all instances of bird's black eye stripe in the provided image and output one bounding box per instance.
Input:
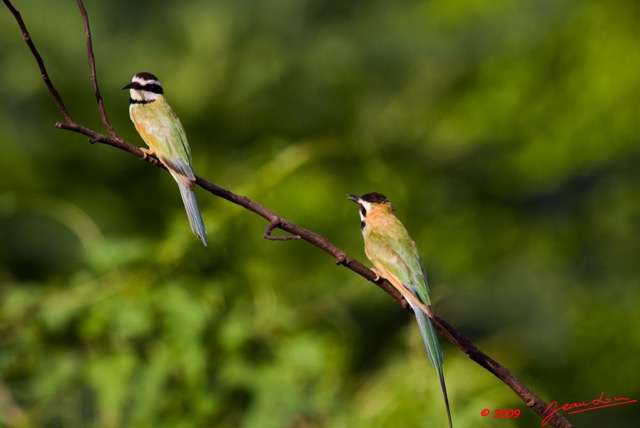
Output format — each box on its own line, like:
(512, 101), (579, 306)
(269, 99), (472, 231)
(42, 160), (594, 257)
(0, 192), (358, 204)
(128, 82), (164, 94)
(142, 83), (163, 94)
(359, 206), (367, 218)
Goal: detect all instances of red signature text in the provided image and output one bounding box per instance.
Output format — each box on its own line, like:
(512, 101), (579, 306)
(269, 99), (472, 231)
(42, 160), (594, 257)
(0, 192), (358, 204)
(542, 391), (637, 426)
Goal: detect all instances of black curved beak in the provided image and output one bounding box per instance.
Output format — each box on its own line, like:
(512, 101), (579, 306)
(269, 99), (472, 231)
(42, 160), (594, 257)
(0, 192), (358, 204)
(121, 82), (136, 90)
(347, 194), (361, 203)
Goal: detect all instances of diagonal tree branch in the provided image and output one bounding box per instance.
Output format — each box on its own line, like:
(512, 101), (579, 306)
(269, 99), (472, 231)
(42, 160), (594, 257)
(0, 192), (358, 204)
(2, 1), (572, 427)
(3, 0), (74, 124)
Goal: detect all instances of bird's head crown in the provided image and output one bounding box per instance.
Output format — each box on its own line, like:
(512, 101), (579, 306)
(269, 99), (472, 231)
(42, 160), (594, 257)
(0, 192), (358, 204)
(360, 192), (389, 204)
(347, 192), (394, 229)
(122, 72), (164, 95)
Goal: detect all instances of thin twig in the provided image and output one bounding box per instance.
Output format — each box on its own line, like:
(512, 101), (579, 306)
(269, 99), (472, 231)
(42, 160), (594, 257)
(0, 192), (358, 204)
(3, 1), (572, 427)
(75, 0), (121, 140)
(263, 218), (301, 240)
(2, 0), (74, 124)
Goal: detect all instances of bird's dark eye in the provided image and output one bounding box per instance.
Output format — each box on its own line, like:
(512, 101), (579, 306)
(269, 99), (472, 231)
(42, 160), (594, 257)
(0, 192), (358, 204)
(359, 206), (367, 217)
(144, 83), (163, 94)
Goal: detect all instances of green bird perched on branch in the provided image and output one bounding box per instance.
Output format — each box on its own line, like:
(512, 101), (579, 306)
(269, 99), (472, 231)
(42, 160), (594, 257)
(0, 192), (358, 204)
(123, 72), (207, 246)
(348, 192), (453, 428)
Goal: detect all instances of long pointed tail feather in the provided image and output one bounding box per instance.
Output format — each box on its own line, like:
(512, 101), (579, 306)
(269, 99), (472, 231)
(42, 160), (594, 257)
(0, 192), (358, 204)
(408, 299), (453, 428)
(177, 181), (208, 246)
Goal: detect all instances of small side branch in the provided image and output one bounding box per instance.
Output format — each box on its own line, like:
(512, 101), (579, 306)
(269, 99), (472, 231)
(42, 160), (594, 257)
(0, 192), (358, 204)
(263, 218), (301, 241)
(76, 0), (121, 140)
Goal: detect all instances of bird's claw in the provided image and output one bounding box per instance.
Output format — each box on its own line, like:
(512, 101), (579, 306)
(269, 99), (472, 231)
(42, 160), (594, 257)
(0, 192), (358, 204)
(140, 147), (154, 159)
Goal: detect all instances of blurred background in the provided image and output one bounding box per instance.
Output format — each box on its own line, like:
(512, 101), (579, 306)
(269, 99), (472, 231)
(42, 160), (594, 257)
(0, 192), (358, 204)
(1, 0), (639, 427)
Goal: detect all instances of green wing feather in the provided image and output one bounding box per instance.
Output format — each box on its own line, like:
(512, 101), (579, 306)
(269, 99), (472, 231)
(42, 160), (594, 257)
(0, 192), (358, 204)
(364, 216), (453, 427)
(130, 98), (207, 245)
(151, 100), (195, 181)
(364, 218), (431, 304)
(410, 299), (452, 428)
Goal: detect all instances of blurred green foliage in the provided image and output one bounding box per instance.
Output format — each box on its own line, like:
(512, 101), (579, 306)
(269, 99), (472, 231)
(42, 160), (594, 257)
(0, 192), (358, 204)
(1, 0), (639, 427)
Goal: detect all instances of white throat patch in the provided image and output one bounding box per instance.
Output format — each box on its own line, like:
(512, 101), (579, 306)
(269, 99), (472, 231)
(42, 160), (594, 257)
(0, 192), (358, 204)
(129, 88), (158, 102)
